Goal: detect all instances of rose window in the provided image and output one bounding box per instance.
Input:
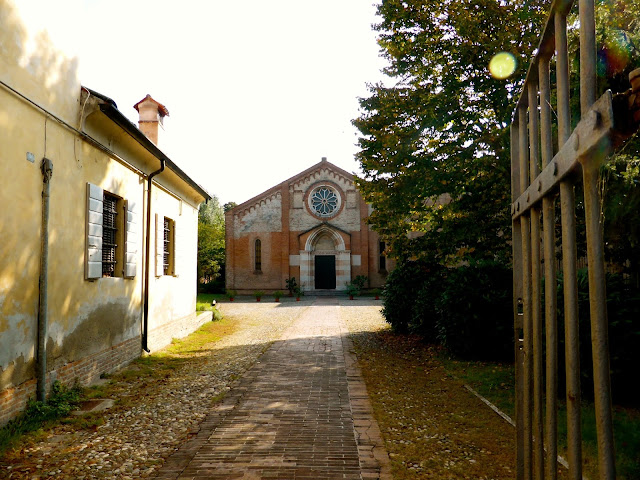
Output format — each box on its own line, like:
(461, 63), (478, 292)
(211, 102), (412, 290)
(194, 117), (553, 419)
(310, 187), (339, 216)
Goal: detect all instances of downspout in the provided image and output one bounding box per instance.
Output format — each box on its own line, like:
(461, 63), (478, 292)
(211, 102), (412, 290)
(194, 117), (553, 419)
(142, 160), (165, 352)
(37, 158), (53, 402)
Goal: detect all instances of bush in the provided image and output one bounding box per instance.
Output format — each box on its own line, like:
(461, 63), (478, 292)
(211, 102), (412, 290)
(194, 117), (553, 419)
(557, 269), (640, 406)
(211, 307), (224, 321)
(382, 259), (512, 360)
(410, 263), (446, 343)
(382, 259), (439, 334)
(0, 381), (82, 455)
(286, 277), (298, 296)
(198, 278), (225, 294)
(434, 261), (513, 361)
(346, 275), (368, 297)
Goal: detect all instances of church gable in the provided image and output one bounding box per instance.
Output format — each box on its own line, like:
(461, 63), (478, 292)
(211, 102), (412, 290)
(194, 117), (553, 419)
(287, 160), (361, 232)
(225, 158), (390, 293)
(233, 190), (282, 237)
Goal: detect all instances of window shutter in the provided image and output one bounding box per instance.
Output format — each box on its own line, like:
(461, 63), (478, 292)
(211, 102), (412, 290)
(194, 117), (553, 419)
(155, 213), (163, 276)
(124, 200), (137, 278)
(86, 183), (103, 280)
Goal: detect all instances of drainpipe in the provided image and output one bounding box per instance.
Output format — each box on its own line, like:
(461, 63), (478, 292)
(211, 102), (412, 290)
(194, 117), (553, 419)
(37, 158), (53, 402)
(142, 160), (165, 352)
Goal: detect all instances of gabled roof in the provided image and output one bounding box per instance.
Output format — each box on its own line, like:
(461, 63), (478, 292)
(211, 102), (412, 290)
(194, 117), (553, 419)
(82, 87), (209, 201)
(230, 158), (357, 214)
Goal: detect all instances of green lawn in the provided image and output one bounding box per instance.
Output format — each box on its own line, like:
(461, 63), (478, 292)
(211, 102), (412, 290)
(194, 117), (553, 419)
(442, 357), (640, 479)
(196, 293), (226, 311)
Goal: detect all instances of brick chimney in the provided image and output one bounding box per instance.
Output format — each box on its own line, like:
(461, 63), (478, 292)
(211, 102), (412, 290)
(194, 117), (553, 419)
(133, 94), (169, 146)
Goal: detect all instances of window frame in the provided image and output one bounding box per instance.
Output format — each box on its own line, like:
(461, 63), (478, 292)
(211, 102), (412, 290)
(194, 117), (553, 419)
(379, 241), (387, 273)
(86, 183), (137, 281)
(254, 238), (262, 272)
(163, 216), (175, 276)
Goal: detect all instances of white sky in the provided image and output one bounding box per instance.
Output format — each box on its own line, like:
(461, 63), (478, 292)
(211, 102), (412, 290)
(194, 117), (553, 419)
(16, 0), (388, 205)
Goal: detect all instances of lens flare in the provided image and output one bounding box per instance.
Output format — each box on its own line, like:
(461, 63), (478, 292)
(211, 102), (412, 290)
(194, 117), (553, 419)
(597, 31), (632, 77)
(489, 52), (517, 80)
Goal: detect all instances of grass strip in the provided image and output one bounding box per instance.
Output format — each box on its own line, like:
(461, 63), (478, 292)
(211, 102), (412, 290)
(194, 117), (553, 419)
(0, 312), (232, 460)
(0, 382), (82, 457)
(442, 357), (640, 479)
(349, 329), (518, 479)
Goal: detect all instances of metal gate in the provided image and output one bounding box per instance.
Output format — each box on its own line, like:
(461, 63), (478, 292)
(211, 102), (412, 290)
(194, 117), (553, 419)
(510, 1), (639, 480)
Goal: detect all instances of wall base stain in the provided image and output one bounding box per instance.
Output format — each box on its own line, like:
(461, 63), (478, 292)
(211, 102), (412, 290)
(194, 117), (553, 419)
(47, 302), (137, 370)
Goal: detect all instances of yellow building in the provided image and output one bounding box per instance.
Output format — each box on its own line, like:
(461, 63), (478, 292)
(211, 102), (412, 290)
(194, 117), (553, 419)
(0, 0), (210, 425)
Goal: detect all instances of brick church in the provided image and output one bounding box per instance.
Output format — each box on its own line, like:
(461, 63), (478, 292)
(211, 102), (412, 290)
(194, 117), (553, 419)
(225, 158), (392, 294)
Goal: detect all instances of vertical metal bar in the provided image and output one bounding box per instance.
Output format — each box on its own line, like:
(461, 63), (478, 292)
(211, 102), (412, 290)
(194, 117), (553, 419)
(579, 2), (616, 479)
(519, 105), (533, 480)
(556, 11), (583, 480)
(582, 163), (616, 480)
(512, 121), (525, 480)
(528, 82), (544, 480)
(539, 56), (558, 480)
(555, 12), (571, 147)
(579, 0), (597, 115)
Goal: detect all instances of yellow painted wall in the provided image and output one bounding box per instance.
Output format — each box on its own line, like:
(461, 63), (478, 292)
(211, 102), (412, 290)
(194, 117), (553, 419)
(1, 0), (205, 393)
(148, 187), (199, 332)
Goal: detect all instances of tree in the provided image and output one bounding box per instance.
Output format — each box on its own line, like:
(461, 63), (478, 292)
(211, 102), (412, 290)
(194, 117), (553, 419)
(198, 196), (225, 285)
(353, 0), (549, 266)
(223, 201), (237, 213)
(354, 0), (640, 269)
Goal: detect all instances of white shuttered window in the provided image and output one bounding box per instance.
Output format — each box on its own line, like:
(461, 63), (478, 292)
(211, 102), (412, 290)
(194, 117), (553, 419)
(86, 183), (137, 280)
(155, 213), (176, 276)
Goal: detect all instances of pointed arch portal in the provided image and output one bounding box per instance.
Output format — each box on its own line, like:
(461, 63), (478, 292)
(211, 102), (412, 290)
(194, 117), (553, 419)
(299, 225), (350, 292)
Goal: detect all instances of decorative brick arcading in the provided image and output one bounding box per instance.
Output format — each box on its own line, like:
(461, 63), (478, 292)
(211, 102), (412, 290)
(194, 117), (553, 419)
(235, 192), (282, 219)
(290, 168), (354, 192)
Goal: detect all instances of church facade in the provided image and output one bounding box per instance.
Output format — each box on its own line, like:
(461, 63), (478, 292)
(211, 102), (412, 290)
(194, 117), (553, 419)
(225, 158), (392, 294)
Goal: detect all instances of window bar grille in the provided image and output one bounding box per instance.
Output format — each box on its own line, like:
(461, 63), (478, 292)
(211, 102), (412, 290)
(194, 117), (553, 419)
(163, 218), (170, 275)
(102, 194), (117, 277)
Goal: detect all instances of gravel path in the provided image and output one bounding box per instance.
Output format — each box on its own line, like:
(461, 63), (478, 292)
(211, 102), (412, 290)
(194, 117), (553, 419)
(2, 299), (312, 480)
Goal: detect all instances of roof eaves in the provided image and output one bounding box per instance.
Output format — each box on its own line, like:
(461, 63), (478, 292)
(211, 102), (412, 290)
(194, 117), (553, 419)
(94, 101), (211, 201)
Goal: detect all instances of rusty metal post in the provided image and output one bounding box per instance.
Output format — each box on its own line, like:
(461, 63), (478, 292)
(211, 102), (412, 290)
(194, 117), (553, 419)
(512, 121), (525, 480)
(528, 82), (544, 480)
(539, 54), (558, 480)
(555, 10), (583, 480)
(519, 105), (533, 480)
(579, 1), (616, 478)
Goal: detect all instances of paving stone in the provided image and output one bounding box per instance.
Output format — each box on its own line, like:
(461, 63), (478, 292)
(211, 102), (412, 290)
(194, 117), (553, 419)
(156, 297), (391, 479)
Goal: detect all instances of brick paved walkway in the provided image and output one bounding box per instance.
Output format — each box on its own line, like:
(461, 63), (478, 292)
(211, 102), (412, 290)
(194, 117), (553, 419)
(154, 297), (391, 480)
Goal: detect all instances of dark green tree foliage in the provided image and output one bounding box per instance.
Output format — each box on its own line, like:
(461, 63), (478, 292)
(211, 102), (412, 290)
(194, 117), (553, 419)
(382, 259), (436, 334)
(602, 156), (640, 284)
(434, 261), (513, 360)
(198, 196), (225, 287)
(354, 0), (548, 265)
(382, 258), (512, 360)
(554, 269), (640, 406)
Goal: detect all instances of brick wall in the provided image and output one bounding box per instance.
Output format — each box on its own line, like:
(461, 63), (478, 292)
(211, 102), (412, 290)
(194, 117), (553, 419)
(1, 311), (214, 426)
(0, 336), (141, 426)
